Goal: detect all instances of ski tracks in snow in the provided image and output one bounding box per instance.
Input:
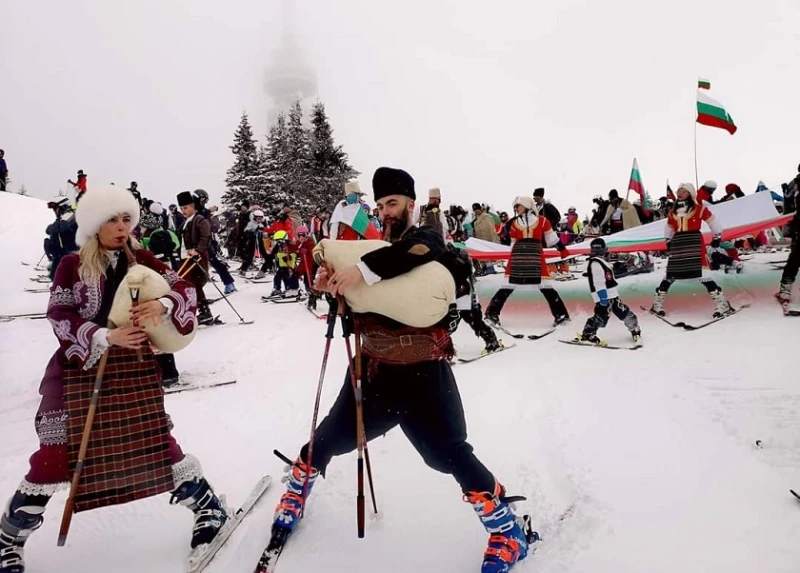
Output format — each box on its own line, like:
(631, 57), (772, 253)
(512, 379), (606, 573)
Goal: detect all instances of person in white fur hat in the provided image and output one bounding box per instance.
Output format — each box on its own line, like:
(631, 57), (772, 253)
(648, 182), (734, 318)
(0, 185), (231, 573)
(484, 195), (572, 329)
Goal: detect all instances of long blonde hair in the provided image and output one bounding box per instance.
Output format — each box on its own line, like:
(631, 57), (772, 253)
(78, 236), (142, 282)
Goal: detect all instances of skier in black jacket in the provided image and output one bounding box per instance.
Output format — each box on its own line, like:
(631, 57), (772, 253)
(776, 208), (800, 311)
(532, 187), (562, 230)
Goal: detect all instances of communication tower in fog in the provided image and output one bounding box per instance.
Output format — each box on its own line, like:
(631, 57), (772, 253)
(265, 0), (318, 126)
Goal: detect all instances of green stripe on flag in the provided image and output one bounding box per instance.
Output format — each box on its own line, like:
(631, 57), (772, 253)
(351, 207), (370, 235)
(697, 101), (732, 122)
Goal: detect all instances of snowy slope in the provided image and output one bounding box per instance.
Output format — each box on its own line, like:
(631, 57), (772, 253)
(1, 192), (799, 573)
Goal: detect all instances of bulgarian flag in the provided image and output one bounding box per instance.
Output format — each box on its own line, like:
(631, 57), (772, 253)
(628, 158), (647, 208)
(697, 91), (737, 135)
(698, 77), (711, 90)
(351, 206), (382, 239)
(330, 202), (382, 240)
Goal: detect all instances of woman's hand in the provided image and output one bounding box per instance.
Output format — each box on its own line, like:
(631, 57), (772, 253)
(107, 326), (150, 349)
(130, 300), (167, 327)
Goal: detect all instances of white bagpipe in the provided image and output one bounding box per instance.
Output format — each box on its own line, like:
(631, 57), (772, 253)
(106, 244), (197, 353)
(312, 238), (455, 328)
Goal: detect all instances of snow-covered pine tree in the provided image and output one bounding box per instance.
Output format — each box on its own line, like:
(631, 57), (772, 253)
(283, 100), (315, 213)
(222, 113), (259, 207)
(309, 101), (360, 210)
(257, 112), (293, 214)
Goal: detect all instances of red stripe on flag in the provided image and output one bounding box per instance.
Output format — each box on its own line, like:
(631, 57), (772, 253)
(697, 113), (737, 135)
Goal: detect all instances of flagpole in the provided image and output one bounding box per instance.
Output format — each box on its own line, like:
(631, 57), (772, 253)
(693, 120), (699, 190)
(693, 84), (700, 189)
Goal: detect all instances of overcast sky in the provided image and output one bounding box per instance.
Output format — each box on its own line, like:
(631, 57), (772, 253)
(2, 0), (799, 216)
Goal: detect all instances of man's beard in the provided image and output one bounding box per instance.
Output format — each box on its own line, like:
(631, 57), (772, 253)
(382, 211), (412, 242)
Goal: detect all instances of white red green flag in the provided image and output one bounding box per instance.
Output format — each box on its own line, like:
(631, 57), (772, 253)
(697, 78), (711, 90)
(696, 91), (737, 135)
(628, 158), (647, 208)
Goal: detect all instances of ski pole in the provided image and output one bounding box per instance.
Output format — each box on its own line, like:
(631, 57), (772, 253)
(339, 304), (378, 517)
(352, 315), (366, 538)
(301, 296), (339, 517)
(190, 256), (253, 324)
(58, 350), (110, 546)
(335, 299), (368, 538)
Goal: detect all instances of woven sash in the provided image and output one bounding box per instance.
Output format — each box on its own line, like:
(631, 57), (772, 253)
(666, 231), (703, 280)
(509, 239), (542, 285)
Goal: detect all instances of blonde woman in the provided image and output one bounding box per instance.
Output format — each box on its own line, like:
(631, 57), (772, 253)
(0, 186), (228, 573)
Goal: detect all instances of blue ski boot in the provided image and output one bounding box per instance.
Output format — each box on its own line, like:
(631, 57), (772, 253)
(273, 458), (319, 533)
(0, 490), (49, 573)
(465, 482), (538, 573)
(170, 477), (229, 549)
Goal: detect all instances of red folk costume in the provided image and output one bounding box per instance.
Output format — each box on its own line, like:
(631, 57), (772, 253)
(505, 213), (559, 282)
(664, 202), (721, 273)
(1, 186), (231, 573)
(26, 249), (198, 490)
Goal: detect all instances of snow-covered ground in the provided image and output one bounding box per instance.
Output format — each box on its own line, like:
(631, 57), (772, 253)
(1, 192), (798, 573)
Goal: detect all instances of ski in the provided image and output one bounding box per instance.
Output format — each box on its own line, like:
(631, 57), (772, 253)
(640, 304), (749, 330)
(490, 324), (556, 340)
(677, 304), (750, 330)
(254, 526), (291, 573)
(559, 339), (643, 351)
(164, 380), (237, 395)
(528, 328), (556, 340)
(0, 312), (48, 322)
(199, 315), (225, 327)
(25, 287), (50, 293)
(188, 475), (272, 573)
(206, 296), (223, 305)
(790, 489), (800, 502)
(271, 297), (301, 304)
(457, 343), (517, 363)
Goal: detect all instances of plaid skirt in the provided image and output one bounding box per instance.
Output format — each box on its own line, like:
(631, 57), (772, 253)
(62, 347), (174, 512)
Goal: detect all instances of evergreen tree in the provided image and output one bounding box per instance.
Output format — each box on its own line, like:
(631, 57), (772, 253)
(222, 113), (258, 207)
(308, 102), (359, 209)
(256, 112), (292, 213)
(283, 100), (315, 212)
(17, 184), (28, 196)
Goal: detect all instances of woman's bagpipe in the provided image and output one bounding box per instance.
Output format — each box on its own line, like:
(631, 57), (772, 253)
(105, 243), (198, 353)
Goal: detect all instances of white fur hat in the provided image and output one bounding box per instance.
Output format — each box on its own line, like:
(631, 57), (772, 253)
(429, 187), (441, 199)
(677, 182), (697, 201)
(512, 195), (536, 212)
(344, 181), (364, 196)
(702, 180), (717, 191)
(75, 185), (140, 246)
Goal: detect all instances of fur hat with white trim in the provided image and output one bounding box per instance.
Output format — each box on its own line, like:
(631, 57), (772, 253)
(75, 185), (140, 246)
(512, 195), (536, 212)
(677, 182), (697, 201)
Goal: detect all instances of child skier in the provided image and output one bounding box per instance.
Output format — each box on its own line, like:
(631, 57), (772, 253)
(573, 237), (641, 346)
(270, 230), (300, 298)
